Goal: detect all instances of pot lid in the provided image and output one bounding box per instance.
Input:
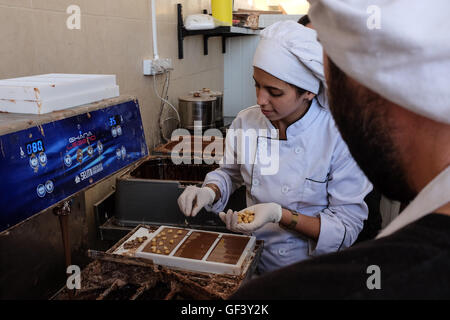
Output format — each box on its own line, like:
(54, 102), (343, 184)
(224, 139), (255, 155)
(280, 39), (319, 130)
(200, 88), (223, 97)
(179, 92), (217, 102)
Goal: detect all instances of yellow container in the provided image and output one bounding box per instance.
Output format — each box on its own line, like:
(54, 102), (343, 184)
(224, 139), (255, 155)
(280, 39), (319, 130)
(211, 0), (232, 26)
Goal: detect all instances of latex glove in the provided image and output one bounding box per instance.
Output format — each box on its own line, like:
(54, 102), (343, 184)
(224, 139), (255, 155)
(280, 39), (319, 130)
(219, 203), (282, 233)
(177, 185), (216, 217)
(219, 209), (243, 233)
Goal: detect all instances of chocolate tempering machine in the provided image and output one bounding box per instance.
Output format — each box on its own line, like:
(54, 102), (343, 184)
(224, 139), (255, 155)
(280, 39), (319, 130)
(0, 74), (261, 300)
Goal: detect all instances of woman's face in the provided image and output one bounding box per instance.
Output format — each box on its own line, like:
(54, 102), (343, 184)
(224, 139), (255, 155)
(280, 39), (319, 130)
(253, 67), (314, 122)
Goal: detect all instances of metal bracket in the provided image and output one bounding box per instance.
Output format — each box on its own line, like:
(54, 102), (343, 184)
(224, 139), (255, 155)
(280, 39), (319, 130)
(177, 3), (255, 59)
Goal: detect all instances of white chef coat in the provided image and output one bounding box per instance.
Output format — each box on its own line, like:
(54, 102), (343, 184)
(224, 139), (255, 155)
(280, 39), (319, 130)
(203, 99), (373, 274)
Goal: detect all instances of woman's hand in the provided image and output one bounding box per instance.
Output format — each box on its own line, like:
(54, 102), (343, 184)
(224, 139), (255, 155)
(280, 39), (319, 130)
(219, 203), (282, 233)
(177, 186), (216, 217)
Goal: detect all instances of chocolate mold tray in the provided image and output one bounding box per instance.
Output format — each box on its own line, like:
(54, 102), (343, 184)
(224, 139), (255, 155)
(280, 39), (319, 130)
(135, 226), (256, 276)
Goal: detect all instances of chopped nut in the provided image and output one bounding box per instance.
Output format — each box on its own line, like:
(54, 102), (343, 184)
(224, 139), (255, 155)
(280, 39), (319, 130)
(238, 210), (255, 224)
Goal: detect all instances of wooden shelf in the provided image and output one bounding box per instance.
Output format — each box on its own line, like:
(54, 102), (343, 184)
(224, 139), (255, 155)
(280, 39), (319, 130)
(177, 4), (260, 59)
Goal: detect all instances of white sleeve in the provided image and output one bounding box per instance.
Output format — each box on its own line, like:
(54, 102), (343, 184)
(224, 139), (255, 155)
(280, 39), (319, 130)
(309, 138), (373, 256)
(203, 119), (244, 213)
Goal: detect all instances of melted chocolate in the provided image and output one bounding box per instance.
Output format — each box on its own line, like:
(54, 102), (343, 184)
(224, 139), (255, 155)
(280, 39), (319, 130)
(173, 231), (219, 260)
(130, 158), (217, 182)
(207, 235), (250, 265)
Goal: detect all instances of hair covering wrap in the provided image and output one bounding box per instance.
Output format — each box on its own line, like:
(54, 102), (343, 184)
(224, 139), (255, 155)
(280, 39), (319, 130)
(253, 20), (328, 108)
(308, 0), (450, 124)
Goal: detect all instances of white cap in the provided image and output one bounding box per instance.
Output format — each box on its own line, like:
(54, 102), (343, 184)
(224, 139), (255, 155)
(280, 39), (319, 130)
(253, 20), (327, 107)
(308, 0), (450, 124)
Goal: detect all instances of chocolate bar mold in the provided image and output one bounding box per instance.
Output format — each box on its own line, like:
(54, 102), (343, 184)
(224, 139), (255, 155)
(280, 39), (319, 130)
(135, 226), (256, 275)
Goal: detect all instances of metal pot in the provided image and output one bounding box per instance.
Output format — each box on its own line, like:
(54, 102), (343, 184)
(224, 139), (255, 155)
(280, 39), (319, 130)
(178, 92), (216, 131)
(201, 88), (223, 127)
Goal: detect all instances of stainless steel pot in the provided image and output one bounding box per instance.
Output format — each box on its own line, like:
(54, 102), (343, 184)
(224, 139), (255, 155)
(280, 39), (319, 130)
(178, 92), (216, 131)
(201, 88), (223, 127)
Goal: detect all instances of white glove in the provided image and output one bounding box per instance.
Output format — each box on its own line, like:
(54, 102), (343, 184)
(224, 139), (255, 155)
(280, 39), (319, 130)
(219, 203), (282, 233)
(218, 209), (243, 233)
(177, 185), (216, 217)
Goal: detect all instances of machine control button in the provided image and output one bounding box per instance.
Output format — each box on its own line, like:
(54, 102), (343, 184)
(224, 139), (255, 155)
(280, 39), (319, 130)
(116, 148), (122, 160)
(37, 184), (46, 198)
(87, 145), (94, 157)
(38, 152), (47, 166)
(29, 155), (39, 169)
(121, 146), (126, 158)
(76, 149), (83, 163)
(64, 154), (72, 167)
(45, 180), (54, 193)
(111, 127), (118, 138)
(116, 126), (123, 136)
(97, 141), (103, 154)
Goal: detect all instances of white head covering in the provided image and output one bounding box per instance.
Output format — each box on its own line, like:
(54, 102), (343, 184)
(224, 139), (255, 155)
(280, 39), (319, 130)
(308, 0), (450, 237)
(308, 0), (450, 125)
(253, 20), (328, 108)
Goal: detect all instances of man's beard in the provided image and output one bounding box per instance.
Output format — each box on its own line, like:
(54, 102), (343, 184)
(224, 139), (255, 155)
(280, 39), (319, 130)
(326, 58), (416, 203)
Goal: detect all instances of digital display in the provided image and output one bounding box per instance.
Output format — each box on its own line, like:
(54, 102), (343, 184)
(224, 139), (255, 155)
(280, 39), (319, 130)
(26, 139), (45, 155)
(108, 115), (122, 127)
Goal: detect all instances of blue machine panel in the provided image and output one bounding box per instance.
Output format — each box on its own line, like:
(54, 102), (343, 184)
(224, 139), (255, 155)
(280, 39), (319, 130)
(0, 99), (148, 232)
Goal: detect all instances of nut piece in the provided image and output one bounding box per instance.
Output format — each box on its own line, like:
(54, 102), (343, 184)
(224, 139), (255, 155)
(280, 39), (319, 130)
(237, 210), (255, 224)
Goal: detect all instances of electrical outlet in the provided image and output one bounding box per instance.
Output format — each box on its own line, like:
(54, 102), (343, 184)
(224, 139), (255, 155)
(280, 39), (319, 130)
(143, 58), (173, 76)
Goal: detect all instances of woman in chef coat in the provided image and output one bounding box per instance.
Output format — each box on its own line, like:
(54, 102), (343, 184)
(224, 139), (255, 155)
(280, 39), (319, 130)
(178, 21), (373, 274)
